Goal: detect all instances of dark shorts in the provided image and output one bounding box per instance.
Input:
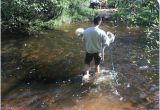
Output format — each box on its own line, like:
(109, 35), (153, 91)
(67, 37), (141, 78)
(85, 52), (101, 65)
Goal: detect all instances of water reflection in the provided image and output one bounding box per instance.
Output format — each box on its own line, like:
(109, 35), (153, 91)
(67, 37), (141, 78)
(1, 77), (146, 110)
(1, 22), (159, 110)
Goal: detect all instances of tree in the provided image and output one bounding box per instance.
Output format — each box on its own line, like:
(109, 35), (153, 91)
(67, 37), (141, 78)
(1, 0), (63, 33)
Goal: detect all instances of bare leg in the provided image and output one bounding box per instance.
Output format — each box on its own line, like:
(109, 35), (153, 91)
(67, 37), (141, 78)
(84, 64), (90, 74)
(95, 64), (100, 76)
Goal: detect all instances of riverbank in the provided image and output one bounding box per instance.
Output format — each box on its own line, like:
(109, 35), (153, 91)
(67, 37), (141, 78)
(97, 8), (117, 19)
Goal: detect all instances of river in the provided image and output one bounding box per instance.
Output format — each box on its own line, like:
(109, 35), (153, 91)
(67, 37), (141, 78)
(1, 21), (159, 110)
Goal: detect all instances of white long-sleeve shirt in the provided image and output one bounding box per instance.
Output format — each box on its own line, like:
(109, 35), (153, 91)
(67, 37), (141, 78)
(83, 26), (111, 53)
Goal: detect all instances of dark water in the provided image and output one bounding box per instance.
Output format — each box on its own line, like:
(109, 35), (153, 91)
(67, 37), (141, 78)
(1, 22), (159, 110)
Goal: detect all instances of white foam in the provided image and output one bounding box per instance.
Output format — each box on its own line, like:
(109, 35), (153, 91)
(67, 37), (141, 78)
(94, 69), (118, 85)
(81, 68), (119, 87)
(139, 65), (149, 70)
(82, 72), (90, 82)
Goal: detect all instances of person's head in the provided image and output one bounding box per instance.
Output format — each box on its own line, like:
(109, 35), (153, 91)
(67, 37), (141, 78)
(93, 16), (102, 26)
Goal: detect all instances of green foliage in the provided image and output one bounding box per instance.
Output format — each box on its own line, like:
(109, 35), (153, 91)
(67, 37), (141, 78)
(143, 26), (159, 52)
(109, 0), (159, 26)
(2, 0), (63, 33)
(108, 0), (159, 51)
(59, 0), (93, 22)
(2, 0), (93, 34)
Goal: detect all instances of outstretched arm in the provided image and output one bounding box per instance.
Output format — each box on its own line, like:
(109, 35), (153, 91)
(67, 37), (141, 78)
(101, 31), (115, 61)
(102, 31), (115, 47)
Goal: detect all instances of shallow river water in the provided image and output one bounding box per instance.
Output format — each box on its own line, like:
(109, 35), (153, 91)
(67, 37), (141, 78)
(1, 21), (159, 110)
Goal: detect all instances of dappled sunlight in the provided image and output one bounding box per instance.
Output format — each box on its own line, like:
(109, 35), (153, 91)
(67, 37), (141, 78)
(1, 0), (159, 109)
(73, 96), (144, 110)
(1, 74), (146, 110)
(20, 30), (82, 64)
(1, 22), (159, 110)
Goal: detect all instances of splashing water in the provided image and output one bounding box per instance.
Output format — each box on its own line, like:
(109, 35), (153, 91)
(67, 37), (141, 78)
(2, 22), (158, 110)
(81, 68), (118, 85)
(82, 68), (119, 93)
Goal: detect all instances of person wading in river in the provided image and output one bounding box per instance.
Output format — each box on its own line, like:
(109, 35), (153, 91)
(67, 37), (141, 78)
(83, 16), (112, 76)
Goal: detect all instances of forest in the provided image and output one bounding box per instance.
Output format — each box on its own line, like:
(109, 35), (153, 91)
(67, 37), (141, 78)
(2, 0), (159, 49)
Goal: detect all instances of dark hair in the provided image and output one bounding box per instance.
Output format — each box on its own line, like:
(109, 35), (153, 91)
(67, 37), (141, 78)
(93, 16), (102, 25)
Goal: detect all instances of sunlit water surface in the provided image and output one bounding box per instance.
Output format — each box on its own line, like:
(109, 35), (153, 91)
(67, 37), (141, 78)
(2, 22), (159, 110)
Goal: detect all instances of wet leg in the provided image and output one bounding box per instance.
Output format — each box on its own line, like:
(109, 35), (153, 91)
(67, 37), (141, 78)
(95, 64), (100, 77)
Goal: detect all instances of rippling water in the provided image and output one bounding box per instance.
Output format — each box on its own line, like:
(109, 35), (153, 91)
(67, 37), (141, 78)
(1, 22), (159, 110)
